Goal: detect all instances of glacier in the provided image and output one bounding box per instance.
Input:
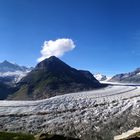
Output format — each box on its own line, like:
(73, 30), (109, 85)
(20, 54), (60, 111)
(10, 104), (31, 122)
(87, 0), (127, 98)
(0, 83), (140, 140)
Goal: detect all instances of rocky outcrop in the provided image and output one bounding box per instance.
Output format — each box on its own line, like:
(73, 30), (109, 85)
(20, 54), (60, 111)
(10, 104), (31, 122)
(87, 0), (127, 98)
(114, 127), (140, 140)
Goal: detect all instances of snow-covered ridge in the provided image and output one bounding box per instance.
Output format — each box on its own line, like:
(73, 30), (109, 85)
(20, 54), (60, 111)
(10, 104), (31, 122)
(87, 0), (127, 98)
(0, 71), (29, 77)
(0, 60), (32, 84)
(0, 70), (30, 83)
(93, 73), (111, 81)
(0, 83), (140, 139)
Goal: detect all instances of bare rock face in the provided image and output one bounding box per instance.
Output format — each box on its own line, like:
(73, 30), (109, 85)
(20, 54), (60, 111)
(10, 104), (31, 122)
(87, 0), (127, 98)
(114, 127), (140, 140)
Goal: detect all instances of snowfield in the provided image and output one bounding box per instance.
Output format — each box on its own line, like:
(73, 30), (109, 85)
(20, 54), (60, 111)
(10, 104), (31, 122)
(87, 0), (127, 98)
(0, 83), (140, 140)
(0, 70), (30, 83)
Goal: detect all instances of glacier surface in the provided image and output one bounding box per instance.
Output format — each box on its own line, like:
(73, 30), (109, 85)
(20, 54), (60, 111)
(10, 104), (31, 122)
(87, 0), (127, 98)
(0, 83), (140, 140)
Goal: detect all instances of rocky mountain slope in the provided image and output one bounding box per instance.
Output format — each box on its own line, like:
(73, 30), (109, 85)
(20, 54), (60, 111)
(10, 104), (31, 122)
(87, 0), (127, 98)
(10, 56), (101, 100)
(110, 68), (140, 83)
(0, 82), (16, 99)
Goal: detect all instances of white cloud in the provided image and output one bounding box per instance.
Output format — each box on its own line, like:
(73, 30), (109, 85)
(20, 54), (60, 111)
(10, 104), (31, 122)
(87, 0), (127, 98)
(37, 38), (75, 62)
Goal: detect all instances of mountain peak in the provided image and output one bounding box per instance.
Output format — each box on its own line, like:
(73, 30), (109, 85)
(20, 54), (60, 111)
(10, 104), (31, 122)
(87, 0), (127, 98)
(2, 60), (11, 64)
(44, 56), (61, 63)
(36, 56), (70, 70)
(43, 56), (61, 63)
(48, 55), (58, 60)
(0, 60), (29, 72)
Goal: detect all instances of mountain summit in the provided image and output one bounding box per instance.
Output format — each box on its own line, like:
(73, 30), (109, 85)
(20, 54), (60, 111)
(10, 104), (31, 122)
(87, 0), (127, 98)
(0, 60), (29, 72)
(10, 56), (101, 100)
(35, 56), (71, 70)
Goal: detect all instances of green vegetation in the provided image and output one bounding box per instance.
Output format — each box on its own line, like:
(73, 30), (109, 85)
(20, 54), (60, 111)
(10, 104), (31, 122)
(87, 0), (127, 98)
(0, 132), (81, 140)
(0, 132), (34, 140)
(35, 133), (81, 140)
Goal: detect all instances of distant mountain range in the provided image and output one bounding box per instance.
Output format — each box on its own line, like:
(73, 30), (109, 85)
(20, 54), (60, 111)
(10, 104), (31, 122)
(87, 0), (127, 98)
(110, 68), (140, 83)
(93, 73), (112, 82)
(0, 60), (31, 85)
(93, 73), (107, 81)
(0, 60), (29, 72)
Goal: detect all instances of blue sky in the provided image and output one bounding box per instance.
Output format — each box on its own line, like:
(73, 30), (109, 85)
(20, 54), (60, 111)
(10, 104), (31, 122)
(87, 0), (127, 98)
(0, 0), (140, 76)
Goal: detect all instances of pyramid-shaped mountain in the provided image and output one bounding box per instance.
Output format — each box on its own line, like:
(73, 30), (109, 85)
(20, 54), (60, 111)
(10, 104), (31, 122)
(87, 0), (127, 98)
(10, 56), (101, 100)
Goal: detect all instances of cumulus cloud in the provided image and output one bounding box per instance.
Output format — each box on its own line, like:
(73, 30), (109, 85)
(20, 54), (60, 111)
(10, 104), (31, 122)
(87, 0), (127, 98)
(37, 38), (75, 62)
